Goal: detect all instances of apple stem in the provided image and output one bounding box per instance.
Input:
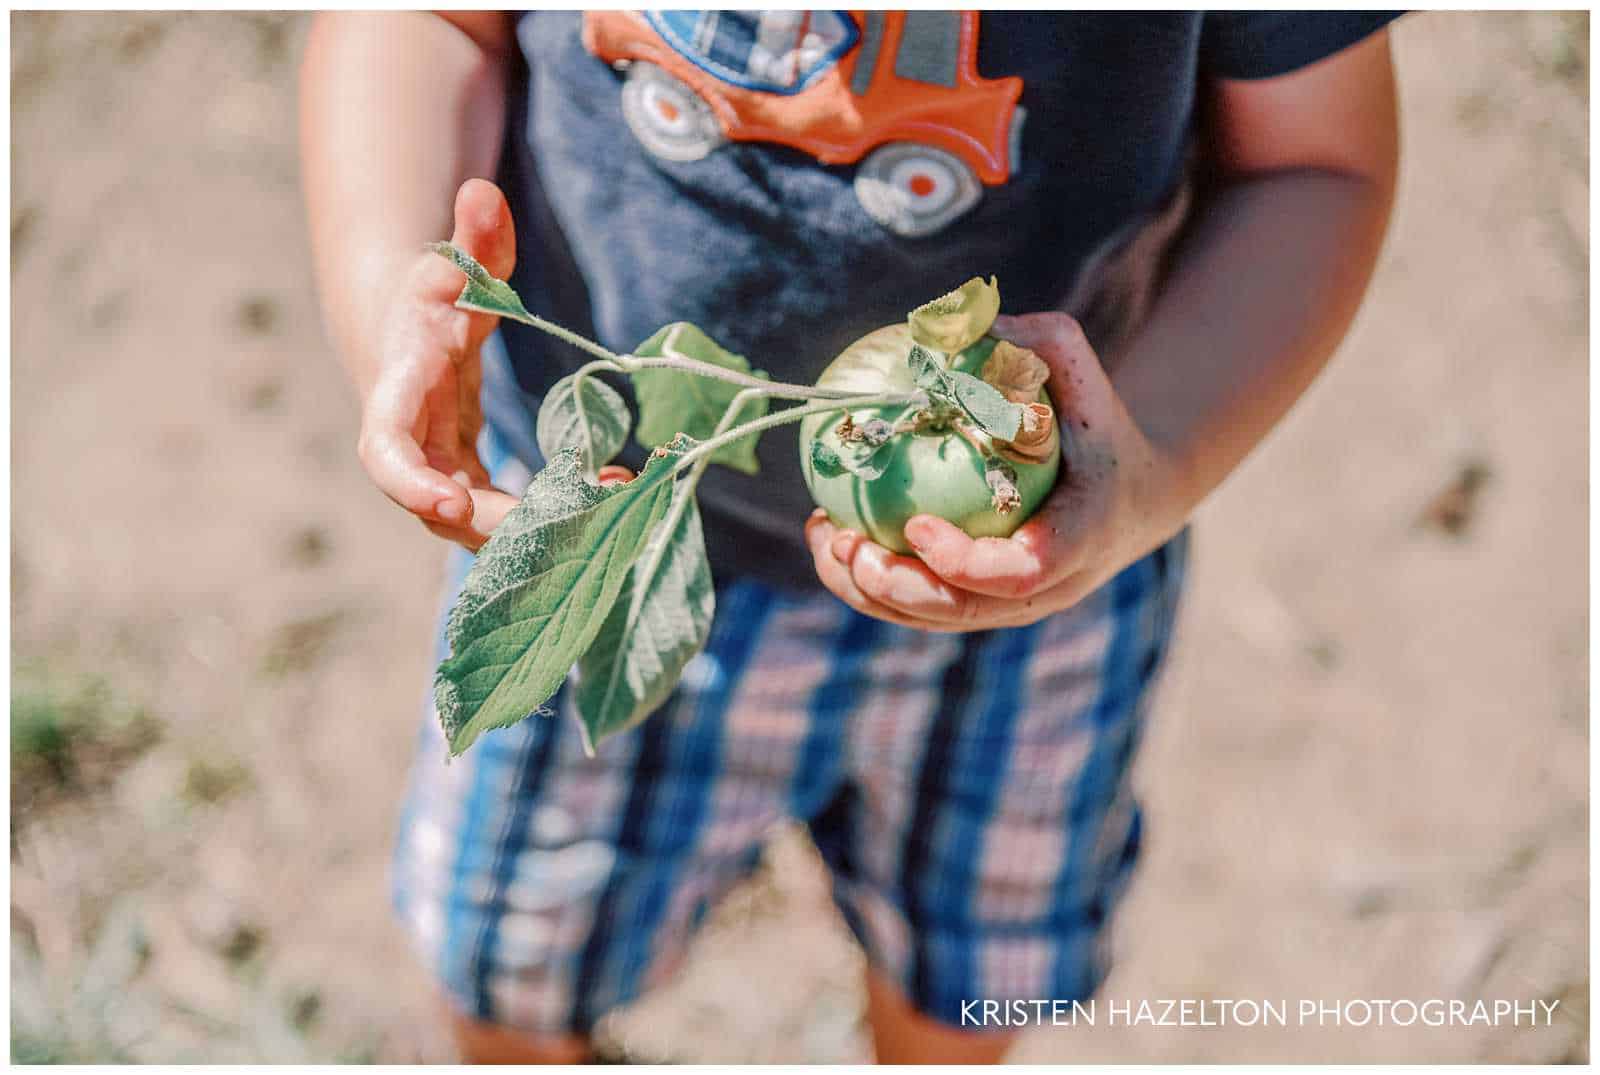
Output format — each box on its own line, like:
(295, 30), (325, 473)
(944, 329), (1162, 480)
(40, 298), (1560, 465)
(668, 392), (925, 484)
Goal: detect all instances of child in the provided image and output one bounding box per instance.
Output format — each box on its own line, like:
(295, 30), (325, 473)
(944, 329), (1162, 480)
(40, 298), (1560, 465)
(301, 11), (1398, 1063)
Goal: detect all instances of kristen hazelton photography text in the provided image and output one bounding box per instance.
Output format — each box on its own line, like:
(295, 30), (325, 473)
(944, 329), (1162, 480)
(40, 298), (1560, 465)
(9, 9), (1589, 1067)
(958, 997), (1566, 1031)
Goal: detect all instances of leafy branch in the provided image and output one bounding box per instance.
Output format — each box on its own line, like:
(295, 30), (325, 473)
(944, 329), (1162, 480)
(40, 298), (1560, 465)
(429, 246), (1040, 755)
(430, 240), (913, 404)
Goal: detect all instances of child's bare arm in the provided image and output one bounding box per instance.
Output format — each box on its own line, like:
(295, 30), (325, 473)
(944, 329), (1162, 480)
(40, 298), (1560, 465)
(301, 12), (510, 393)
(1112, 29), (1398, 512)
(300, 13), (519, 546)
(814, 30), (1399, 628)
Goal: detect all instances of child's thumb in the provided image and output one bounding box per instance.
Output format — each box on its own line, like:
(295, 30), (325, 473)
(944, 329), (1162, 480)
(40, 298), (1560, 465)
(450, 178), (516, 281)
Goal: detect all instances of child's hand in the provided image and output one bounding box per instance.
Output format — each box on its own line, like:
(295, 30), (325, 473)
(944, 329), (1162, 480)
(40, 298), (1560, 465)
(358, 179), (520, 551)
(806, 312), (1187, 631)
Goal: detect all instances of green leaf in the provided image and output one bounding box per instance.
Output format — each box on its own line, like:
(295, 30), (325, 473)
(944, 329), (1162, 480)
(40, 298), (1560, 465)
(536, 373), (631, 477)
(906, 345), (1023, 442)
(837, 439), (891, 481)
(828, 415), (894, 480)
(808, 439), (845, 478)
(908, 276), (1000, 353)
(948, 370), (1024, 442)
(575, 498), (714, 753)
(427, 241), (538, 325)
(632, 322), (769, 474)
(435, 445), (683, 755)
(907, 344), (950, 396)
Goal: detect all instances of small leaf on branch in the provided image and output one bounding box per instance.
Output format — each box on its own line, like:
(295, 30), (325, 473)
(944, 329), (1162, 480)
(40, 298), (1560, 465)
(427, 241), (538, 326)
(536, 373), (631, 476)
(633, 322), (769, 474)
(907, 344), (951, 397)
(907, 344), (1022, 439)
(984, 456), (1022, 515)
(835, 433), (892, 481)
(576, 499), (714, 753)
(809, 439), (845, 478)
(839, 447), (890, 481)
(908, 276), (1000, 354)
(981, 341), (1051, 404)
(947, 370), (1024, 442)
(435, 445), (686, 755)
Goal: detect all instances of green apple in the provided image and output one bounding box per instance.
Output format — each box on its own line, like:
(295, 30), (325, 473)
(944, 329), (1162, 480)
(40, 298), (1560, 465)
(799, 323), (1059, 555)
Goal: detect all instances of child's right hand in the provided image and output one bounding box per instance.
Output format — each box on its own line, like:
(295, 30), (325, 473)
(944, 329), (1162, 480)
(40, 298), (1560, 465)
(358, 179), (520, 551)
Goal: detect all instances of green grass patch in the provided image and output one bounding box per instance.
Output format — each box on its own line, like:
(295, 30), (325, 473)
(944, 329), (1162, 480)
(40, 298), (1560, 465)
(12, 660), (160, 817)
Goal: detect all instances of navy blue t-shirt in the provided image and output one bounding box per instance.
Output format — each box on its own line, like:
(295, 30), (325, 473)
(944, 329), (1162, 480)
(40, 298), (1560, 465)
(489, 11), (1398, 592)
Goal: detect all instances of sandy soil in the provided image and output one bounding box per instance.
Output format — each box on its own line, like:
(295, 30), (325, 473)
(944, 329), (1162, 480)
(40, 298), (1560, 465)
(10, 12), (1588, 1063)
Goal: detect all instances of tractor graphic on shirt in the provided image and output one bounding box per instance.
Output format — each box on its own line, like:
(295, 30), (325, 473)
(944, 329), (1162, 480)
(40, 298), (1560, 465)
(583, 11), (1026, 238)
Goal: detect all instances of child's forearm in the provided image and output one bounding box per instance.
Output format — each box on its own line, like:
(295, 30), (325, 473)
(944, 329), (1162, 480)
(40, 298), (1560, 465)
(299, 12), (511, 396)
(1111, 168), (1395, 517)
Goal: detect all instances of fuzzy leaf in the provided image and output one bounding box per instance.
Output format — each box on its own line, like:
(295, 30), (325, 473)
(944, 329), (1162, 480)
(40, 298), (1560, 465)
(632, 323), (769, 474)
(948, 370), (1024, 442)
(908, 344), (952, 396)
(908, 276), (1000, 353)
(435, 445), (683, 755)
(428, 241), (538, 325)
(576, 499), (714, 753)
(908, 345), (1024, 442)
(537, 373), (631, 477)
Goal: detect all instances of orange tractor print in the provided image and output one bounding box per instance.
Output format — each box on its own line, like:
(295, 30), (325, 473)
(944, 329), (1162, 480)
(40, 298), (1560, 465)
(583, 11), (1026, 237)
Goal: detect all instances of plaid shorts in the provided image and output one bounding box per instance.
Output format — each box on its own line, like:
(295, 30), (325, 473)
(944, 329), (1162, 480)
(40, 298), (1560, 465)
(390, 423), (1189, 1036)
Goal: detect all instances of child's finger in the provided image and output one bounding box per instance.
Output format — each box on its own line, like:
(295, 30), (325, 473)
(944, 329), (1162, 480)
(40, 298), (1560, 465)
(415, 179), (516, 345)
(422, 518), (480, 550)
(465, 486), (517, 532)
(457, 440), (488, 486)
(902, 514), (1054, 599)
(456, 434), (491, 488)
(420, 486), (519, 551)
(361, 426), (472, 526)
(830, 527), (866, 565)
(849, 542), (979, 624)
(456, 369), (490, 488)
(422, 372), (463, 473)
(450, 178), (516, 281)
(804, 512), (931, 630)
(847, 540), (1064, 628)
(360, 373), (473, 524)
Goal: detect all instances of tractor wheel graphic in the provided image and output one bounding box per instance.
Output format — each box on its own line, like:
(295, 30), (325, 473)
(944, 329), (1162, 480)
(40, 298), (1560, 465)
(853, 143), (982, 239)
(619, 62), (726, 162)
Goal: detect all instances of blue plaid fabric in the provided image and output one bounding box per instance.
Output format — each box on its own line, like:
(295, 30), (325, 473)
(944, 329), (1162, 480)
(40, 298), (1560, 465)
(392, 452), (1187, 1033)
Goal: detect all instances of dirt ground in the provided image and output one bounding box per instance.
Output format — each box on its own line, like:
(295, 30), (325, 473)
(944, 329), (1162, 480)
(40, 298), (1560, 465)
(9, 11), (1588, 1064)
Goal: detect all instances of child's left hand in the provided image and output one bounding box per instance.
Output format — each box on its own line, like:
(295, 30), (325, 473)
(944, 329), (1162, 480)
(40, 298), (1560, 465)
(805, 312), (1189, 631)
